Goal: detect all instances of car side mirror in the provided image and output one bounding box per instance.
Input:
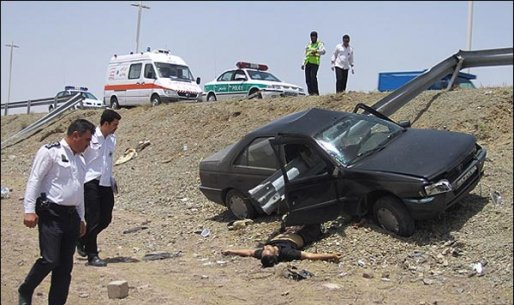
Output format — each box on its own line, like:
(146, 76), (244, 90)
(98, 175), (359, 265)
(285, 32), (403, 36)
(196, 77), (201, 85)
(398, 120), (411, 128)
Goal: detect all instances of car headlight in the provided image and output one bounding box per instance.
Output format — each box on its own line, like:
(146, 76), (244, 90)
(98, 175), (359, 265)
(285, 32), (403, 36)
(424, 180), (452, 196)
(164, 89), (177, 95)
(298, 88), (304, 92)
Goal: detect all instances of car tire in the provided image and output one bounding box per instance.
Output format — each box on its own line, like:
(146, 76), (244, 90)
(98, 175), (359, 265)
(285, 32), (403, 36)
(207, 93), (217, 102)
(151, 94), (161, 106)
(226, 189), (256, 219)
(373, 195), (415, 237)
(110, 97), (120, 110)
(248, 88), (262, 99)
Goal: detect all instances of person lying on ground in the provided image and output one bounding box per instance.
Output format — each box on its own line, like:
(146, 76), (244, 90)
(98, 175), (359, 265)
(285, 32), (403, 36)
(221, 224), (341, 267)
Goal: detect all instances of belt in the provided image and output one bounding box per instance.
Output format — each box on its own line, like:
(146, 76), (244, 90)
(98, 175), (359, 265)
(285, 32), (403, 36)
(48, 202), (77, 214)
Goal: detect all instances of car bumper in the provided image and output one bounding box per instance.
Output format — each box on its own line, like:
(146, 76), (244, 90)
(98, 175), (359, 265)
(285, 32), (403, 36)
(162, 92), (202, 102)
(261, 89), (306, 99)
(199, 185), (225, 206)
(403, 148), (486, 220)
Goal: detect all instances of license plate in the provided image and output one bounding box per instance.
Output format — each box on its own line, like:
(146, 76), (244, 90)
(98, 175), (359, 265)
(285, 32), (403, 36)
(454, 165), (477, 189)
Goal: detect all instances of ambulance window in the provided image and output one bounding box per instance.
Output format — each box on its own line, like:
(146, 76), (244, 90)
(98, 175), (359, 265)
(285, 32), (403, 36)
(218, 71), (234, 82)
(128, 63), (142, 79)
(144, 64), (156, 79)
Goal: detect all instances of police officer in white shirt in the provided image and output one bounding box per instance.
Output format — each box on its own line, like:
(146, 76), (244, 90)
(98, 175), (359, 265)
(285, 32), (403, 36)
(18, 119), (95, 305)
(77, 109), (121, 267)
(331, 34), (355, 93)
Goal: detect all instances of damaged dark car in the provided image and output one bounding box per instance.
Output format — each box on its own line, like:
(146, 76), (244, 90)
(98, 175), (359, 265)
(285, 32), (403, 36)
(199, 105), (486, 236)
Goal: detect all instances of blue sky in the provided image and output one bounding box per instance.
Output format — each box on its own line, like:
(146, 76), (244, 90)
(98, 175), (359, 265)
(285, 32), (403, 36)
(1, 1), (513, 112)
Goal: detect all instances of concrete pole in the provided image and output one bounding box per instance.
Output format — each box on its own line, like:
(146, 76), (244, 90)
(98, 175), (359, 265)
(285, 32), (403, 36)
(466, 1), (474, 73)
(131, 1), (150, 53)
(4, 41), (20, 116)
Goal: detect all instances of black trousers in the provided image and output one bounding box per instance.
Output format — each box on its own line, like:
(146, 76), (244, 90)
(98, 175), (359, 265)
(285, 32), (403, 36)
(305, 63), (320, 95)
(335, 67), (349, 93)
(19, 203), (80, 305)
(79, 179), (114, 258)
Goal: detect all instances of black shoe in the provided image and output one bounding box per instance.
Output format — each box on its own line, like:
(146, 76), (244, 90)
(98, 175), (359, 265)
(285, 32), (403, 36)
(87, 255), (107, 267)
(18, 286), (32, 305)
(76, 241), (87, 257)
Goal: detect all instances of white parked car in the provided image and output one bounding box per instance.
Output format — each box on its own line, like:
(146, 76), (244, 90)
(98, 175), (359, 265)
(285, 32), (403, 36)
(49, 86), (105, 112)
(203, 62), (305, 101)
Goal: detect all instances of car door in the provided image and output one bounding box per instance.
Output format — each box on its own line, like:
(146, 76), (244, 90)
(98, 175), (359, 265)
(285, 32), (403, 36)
(229, 69), (248, 100)
(270, 136), (348, 226)
(213, 70), (235, 101)
(141, 63), (157, 102)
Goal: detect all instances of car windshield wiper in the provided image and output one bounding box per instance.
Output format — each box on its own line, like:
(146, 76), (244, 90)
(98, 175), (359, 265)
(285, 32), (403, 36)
(349, 143), (388, 164)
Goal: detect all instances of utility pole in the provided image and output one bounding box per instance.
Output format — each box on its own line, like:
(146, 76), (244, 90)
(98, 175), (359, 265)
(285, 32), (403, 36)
(4, 41), (19, 116)
(466, 1), (474, 73)
(131, 1), (150, 53)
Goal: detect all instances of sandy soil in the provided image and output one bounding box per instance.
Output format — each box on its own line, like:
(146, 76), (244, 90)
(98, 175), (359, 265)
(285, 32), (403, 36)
(1, 87), (512, 305)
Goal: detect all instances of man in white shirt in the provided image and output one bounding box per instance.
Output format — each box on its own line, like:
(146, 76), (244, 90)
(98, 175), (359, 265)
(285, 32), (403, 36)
(77, 109), (121, 267)
(331, 34), (355, 93)
(18, 119), (95, 305)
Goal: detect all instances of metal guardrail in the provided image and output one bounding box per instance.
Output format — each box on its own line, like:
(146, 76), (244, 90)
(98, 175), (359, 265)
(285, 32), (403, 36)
(1, 94), (84, 149)
(371, 47), (513, 117)
(1, 95), (77, 115)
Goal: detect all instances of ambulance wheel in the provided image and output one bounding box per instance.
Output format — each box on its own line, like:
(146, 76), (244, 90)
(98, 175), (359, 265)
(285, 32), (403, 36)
(151, 94), (161, 106)
(110, 97), (120, 110)
(207, 93), (217, 102)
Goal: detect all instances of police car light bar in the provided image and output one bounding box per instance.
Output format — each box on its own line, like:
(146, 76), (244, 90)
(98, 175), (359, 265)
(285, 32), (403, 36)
(236, 61), (268, 71)
(65, 86), (88, 91)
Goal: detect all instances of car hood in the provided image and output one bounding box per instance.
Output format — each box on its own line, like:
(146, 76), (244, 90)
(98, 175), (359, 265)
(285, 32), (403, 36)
(352, 128), (476, 179)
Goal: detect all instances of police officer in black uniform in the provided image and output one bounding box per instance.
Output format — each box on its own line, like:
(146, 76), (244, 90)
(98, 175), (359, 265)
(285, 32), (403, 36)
(18, 119), (95, 305)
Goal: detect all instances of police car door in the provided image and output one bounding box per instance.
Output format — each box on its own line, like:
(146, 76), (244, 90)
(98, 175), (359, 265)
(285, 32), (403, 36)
(230, 70), (248, 100)
(270, 135), (346, 226)
(213, 70), (235, 101)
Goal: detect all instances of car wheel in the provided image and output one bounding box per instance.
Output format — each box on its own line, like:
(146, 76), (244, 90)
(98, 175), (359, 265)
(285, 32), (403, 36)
(207, 93), (217, 102)
(151, 94), (161, 106)
(110, 97), (120, 109)
(226, 189), (256, 219)
(373, 195), (415, 237)
(248, 88), (262, 99)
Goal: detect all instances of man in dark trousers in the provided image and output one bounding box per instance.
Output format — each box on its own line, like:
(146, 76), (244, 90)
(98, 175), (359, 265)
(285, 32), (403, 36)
(77, 109), (121, 267)
(222, 224), (341, 267)
(18, 119), (95, 305)
(301, 31), (326, 95)
(331, 34), (355, 93)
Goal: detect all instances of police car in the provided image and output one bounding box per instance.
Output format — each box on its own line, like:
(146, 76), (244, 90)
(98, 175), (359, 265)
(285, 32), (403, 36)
(49, 86), (105, 112)
(203, 62), (306, 101)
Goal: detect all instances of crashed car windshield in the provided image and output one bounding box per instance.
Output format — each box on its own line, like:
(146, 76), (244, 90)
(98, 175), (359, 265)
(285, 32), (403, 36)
(315, 114), (404, 166)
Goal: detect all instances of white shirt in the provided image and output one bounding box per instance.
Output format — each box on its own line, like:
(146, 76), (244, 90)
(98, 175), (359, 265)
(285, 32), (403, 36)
(23, 139), (86, 221)
(331, 43), (354, 69)
(84, 126), (116, 186)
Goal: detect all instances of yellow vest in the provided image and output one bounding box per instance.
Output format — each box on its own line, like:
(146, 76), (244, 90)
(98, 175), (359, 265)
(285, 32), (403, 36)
(305, 41), (323, 65)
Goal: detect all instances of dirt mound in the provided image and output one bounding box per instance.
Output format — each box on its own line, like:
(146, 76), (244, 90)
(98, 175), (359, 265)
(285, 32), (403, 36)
(1, 87), (512, 305)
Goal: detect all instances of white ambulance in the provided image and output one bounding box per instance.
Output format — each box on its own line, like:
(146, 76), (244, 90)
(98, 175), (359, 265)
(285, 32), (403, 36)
(104, 48), (202, 109)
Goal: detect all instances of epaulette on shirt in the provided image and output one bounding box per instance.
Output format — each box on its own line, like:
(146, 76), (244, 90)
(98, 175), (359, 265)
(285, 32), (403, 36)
(45, 142), (61, 149)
